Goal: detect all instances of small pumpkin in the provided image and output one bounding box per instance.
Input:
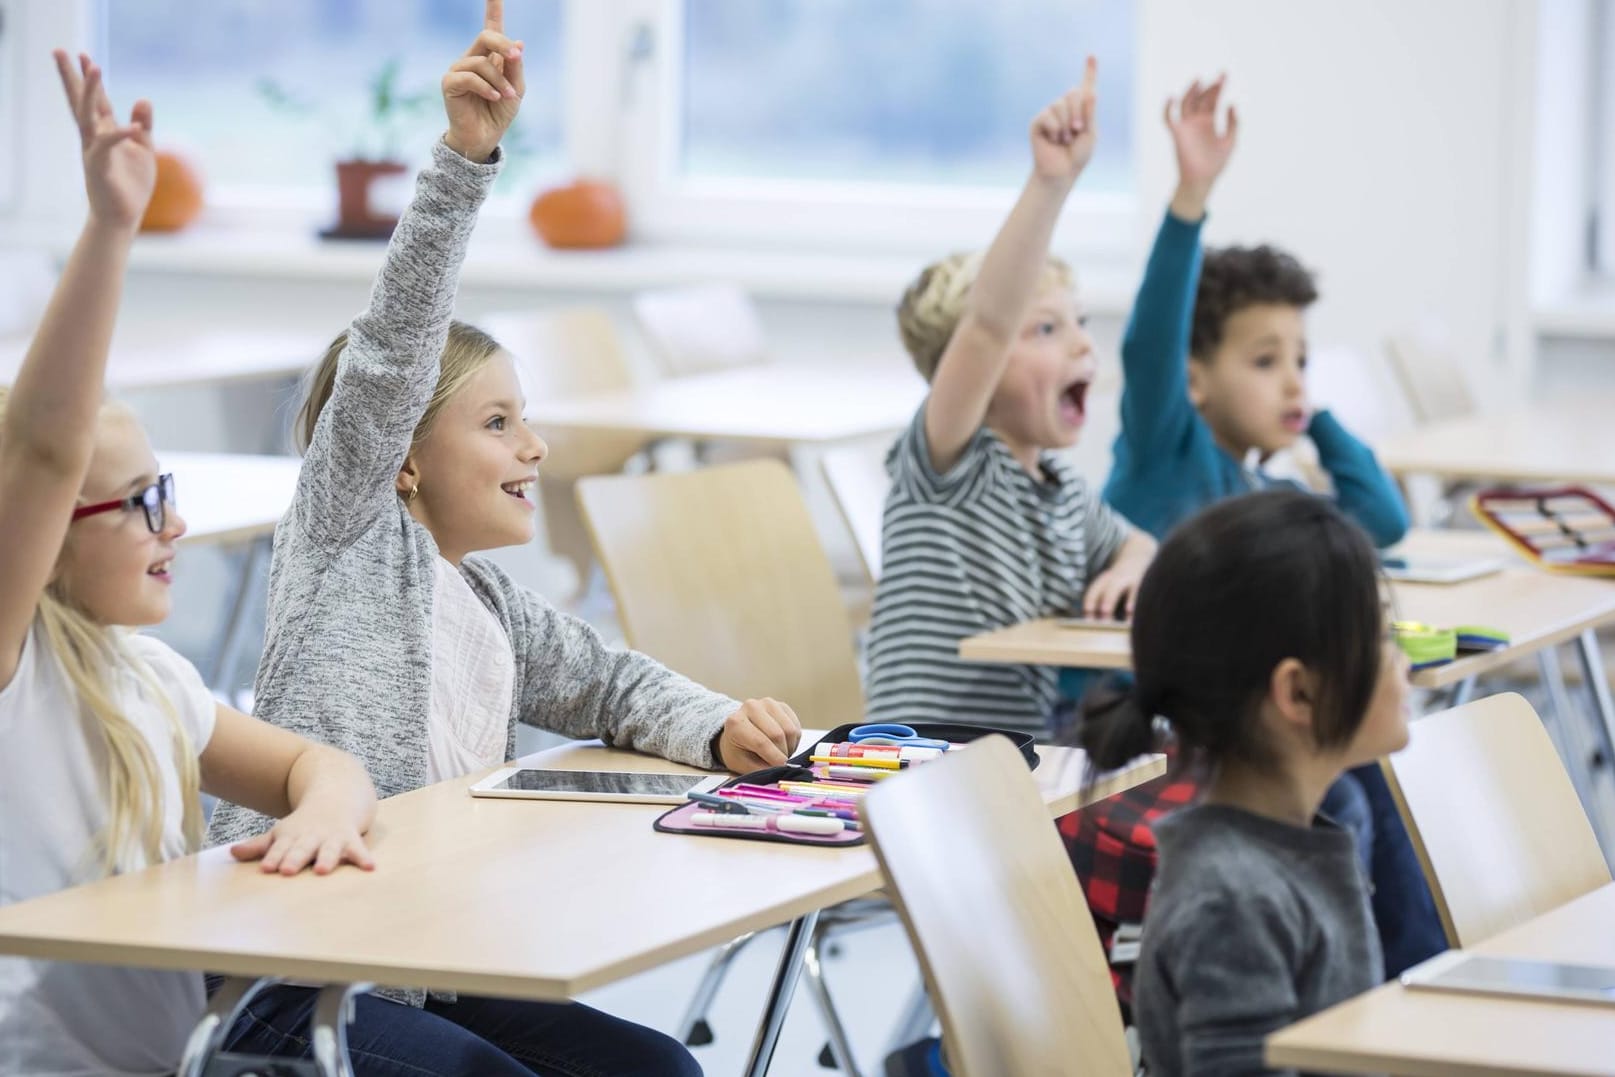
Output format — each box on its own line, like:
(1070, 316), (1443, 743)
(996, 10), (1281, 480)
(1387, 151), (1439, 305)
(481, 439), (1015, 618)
(140, 151), (204, 233)
(528, 179), (626, 249)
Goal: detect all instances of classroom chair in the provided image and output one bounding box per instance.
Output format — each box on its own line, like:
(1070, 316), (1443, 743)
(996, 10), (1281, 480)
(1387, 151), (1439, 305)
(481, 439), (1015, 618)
(481, 308), (650, 597)
(1381, 692), (1612, 948)
(1384, 326), (1478, 426)
(631, 282), (769, 377)
(860, 735), (1134, 1077)
(820, 442), (891, 587)
(576, 459), (879, 1071)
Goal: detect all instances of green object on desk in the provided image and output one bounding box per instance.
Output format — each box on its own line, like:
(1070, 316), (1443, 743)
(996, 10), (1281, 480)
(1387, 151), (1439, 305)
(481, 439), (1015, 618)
(1393, 621), (1458, 670)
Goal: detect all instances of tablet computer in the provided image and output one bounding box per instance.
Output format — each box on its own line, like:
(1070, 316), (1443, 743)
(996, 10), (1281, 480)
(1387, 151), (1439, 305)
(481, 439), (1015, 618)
(1400, 951), (1615, 1007)
(469, 767), (727, 805)
(1379, 555), (1507, 585)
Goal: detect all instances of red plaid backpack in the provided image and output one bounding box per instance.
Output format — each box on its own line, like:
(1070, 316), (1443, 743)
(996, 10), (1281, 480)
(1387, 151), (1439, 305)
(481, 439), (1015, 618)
(1058, 772), (1198, 1014)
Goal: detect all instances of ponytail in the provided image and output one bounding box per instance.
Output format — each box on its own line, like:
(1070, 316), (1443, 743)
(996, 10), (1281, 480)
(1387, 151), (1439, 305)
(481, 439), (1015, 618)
(1078, 677), (1163, 782)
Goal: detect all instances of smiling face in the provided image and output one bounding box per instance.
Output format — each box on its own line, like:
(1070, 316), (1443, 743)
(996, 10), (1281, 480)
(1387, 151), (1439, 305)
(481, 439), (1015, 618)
(984, 282), (1098, 459)
(1190, 302), (1311, 460)
(399, 350), (549, 564)
(55, 407), (186, 627)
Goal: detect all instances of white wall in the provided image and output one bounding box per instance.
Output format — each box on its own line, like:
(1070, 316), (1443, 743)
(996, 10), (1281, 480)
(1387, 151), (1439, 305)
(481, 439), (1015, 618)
(2, 0), (1573, 448)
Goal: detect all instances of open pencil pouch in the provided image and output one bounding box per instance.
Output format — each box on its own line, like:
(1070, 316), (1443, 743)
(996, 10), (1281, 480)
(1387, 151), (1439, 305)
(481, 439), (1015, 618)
(1471, 486), (1615, 576)
(653, 721), (1039, 847)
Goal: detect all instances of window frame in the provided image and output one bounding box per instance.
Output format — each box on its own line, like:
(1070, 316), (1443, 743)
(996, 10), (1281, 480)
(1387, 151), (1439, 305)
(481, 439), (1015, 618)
(1595, 0), (1615, 277)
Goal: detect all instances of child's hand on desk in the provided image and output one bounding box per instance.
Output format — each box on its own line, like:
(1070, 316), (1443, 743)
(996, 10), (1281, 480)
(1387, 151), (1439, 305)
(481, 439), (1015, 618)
(1082, 533), (1157, 620)
(442, 0), (525, 164)
(716, 698), (803, 773)
(53, 49), (156, 232)
(1165, 73), (1238, 221)
(231, 810), (377, 877)
(1029, 56), (1099, 184)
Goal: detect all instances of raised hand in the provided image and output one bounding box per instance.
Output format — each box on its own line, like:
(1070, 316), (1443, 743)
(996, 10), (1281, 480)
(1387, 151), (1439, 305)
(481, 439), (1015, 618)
(53, 50), (156, 231)
(442, 0), (524, 163)
(1165, 74), (1238, 219)
(1030, 56), (1099, 184)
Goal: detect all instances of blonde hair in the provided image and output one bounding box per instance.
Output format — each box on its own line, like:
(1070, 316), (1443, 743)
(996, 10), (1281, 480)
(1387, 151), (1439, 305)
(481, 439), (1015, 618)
(294, 320), (504, 455)
(0, 387), (203, 875)
(896, 252), (1075, 382)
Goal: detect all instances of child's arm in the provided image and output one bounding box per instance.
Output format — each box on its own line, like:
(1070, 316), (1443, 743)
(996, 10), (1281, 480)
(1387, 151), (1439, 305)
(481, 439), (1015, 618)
(509, 590), (802, 772)
(1307, 410), (1411, 547)
(1117, 77), (1238, 454)
(293, 1), (522, 551)
(1082, 529), (1157, 619)
(201, 704), (378, 875)
(923, 59), (1099, 475)
(0, 53), (154, 690)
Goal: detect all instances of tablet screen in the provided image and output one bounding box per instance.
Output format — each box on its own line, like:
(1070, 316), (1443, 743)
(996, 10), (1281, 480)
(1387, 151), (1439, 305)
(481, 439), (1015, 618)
(1405, 954), (1615, 1005)
(491, 770), (708, 798)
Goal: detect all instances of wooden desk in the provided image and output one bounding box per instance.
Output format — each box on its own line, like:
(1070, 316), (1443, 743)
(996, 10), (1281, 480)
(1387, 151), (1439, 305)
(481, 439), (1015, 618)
(0, 331), (321, 392)
(1266, 883), (1615, 1076)
(957, 531), (1615, 694)
(528, 364), (926, 449)
(1378, 398), (1615, 486)
(0, 733), (1163, 1076)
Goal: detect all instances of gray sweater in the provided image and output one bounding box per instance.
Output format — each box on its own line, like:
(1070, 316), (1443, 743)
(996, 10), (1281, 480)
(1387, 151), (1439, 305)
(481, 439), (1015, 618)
(1134, 803), (1383, 1077)
(208, 140), (735, 853)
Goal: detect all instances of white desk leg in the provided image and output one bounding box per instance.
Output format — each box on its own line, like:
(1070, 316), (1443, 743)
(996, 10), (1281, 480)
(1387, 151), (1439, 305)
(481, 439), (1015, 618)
(310, 981), (374, 1077)
(1539, 649), (1615, 862)
(208, 536), (270, 697)
(677, 929), (763, 1046)
(1577, 630), (1615, 771)
(178, 976), (279, 1077)
(743, 910), (821, 1077)
(802, 935), (862, 1077)
(1449, 676), (1477, 708)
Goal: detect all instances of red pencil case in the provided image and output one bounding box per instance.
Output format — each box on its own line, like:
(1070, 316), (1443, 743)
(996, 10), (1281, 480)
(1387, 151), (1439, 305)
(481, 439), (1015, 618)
(652, 721), (1038, 848)
(1470, 485), (1615, 577)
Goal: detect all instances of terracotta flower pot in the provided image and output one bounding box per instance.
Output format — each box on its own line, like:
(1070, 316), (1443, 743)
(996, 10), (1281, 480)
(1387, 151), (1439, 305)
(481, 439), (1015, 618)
(325, 159), (408, 240)
(529, 180), (627, 249)
(139, 151), (204, 233)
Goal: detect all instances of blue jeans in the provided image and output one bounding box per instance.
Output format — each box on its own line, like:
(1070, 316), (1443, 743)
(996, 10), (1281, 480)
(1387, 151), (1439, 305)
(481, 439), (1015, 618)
(1323, 766), (1448, 977)
(220, 983), (702, 1077)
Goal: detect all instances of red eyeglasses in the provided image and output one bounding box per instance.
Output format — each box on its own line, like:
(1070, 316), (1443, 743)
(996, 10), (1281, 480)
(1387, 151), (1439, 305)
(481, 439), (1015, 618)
(71, 473), (176, 534)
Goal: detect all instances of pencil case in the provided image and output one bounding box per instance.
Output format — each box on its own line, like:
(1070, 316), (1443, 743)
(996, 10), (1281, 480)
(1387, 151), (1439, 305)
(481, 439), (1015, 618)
(652, 721), (1038, 848)
(1393, 621), (1511, 671)
(1471, 486), (1615, 577)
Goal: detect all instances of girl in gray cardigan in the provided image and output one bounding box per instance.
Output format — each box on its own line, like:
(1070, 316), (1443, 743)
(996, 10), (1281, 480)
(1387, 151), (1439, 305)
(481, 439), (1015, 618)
(209, 5), (797, 1073)
(1080, 489), (1413, 1077)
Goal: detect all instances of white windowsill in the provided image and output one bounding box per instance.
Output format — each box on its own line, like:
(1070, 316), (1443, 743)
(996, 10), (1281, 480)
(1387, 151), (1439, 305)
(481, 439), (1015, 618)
(114, 216), (1136, 314)
(1535, 282), (1615, 341)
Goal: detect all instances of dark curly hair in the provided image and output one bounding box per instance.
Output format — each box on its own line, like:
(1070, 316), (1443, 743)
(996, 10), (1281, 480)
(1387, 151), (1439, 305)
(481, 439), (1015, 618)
(1190, 245), (1318, 360)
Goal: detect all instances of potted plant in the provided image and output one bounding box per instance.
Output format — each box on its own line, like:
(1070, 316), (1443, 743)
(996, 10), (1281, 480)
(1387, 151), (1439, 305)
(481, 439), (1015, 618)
(258, 59), (434, 240)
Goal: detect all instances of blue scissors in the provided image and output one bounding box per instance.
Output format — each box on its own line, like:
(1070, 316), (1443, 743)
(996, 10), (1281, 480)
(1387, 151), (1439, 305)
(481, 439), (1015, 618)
(847, 723), (952, 751)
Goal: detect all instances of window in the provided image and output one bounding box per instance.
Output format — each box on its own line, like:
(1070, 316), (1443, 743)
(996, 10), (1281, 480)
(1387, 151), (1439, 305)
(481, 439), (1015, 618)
(621, 0), (1137, 252)
(100, 0), (564, 205)
(0, 0), (17, 210)
(1596, 0), (1615, 276)
(78, 0), (1137, 256)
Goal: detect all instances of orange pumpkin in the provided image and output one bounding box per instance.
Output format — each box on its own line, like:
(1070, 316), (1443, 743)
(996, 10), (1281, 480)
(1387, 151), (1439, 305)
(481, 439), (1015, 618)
(140, 151), (204, 233)
(528, 180), (626, 249)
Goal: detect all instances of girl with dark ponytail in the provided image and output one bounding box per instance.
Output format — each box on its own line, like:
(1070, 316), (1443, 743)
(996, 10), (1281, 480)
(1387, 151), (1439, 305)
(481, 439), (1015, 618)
(1081, 488), (1412, 1076)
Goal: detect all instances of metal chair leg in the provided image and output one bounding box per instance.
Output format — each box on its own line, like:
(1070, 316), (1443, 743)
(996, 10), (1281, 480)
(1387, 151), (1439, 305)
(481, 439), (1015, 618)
(178, 976), (279, 1077)
(310, 982), (374, 1077)
(803, 933), (862, 1076)
(677, 929), (763, 1046)
(882, 978), (936, 1058)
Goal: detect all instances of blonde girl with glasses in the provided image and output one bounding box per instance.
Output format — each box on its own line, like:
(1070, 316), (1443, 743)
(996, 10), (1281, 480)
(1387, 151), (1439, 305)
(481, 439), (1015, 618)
(0, 50), (377, 1077)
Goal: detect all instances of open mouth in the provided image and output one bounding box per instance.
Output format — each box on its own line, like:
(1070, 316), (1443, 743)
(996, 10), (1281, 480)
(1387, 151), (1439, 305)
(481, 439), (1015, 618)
(1281, 407), (1309, 433)
(1058, 380), (1090, 426)
(501, 478), (537, 502)
(146, 558), (173, 582)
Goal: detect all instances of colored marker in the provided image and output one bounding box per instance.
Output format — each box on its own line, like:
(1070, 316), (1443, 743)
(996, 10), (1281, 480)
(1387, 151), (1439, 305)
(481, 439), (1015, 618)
(691, 811), (844, 836)
(808, 754), (905, 771)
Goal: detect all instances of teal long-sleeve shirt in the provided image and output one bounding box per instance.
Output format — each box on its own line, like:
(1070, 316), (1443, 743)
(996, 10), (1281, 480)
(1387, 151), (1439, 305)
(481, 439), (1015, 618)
(1102, 211), (1410, 549)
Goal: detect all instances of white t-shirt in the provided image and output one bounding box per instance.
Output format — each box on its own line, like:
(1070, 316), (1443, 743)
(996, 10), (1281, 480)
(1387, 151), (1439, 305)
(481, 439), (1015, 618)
(426, 558), (514, 783)
(0, 625), (218, 1077)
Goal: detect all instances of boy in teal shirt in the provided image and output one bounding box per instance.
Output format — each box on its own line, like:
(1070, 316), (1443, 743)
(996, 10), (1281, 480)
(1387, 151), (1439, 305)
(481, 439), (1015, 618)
(1092, 75), (1439, 978)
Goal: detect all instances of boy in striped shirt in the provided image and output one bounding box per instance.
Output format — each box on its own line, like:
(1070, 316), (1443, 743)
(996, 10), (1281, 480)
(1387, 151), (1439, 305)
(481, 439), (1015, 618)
(865, 60), (1155, 738)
